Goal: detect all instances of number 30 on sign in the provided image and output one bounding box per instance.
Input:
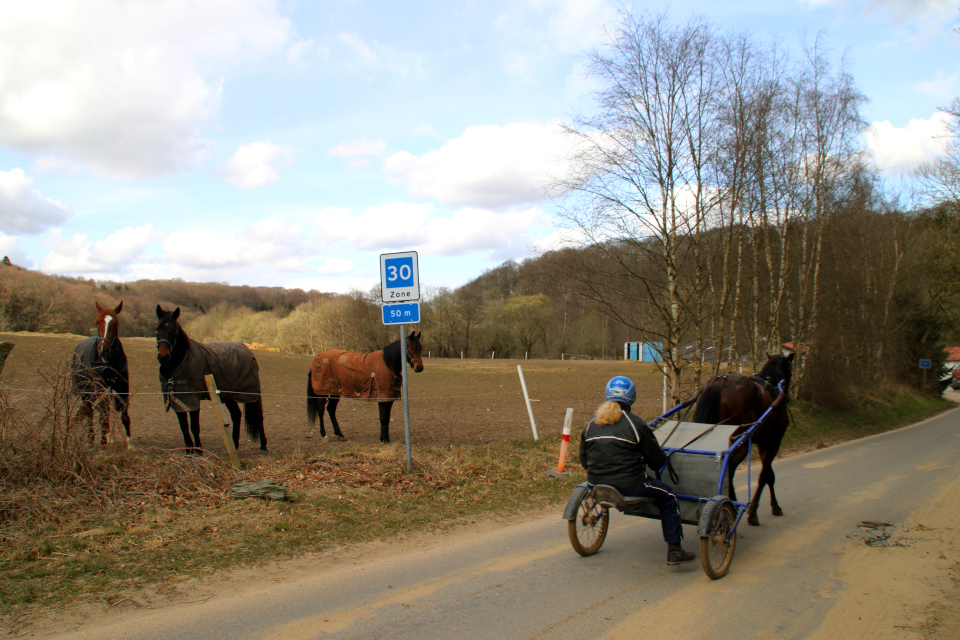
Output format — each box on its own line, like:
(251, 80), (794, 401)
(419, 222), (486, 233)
(380, 251), (420, 303)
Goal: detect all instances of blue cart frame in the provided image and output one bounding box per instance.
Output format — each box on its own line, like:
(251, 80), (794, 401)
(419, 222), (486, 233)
(563, 382), (787, 579)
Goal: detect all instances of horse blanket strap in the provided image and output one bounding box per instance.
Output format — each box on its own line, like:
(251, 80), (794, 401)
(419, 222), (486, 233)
(309, 349), (400, 402)
(159, 341), (261, 413)
(72, 336), (128, 396)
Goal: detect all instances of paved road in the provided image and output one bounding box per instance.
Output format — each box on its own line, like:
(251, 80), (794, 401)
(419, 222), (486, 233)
(49, 407), (960, 640)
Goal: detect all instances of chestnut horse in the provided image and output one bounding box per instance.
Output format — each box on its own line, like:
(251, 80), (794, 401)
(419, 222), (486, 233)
(306, 331), (424, 443)
(72, 301), (131, 448)
(692, 352), (793, 525)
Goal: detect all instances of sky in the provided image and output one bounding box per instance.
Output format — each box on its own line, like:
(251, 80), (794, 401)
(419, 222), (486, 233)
(0, 0), (958, 296)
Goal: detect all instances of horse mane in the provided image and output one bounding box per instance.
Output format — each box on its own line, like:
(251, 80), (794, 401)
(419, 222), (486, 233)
(381, 339), (401, 375)
(177, 321), (192, 351)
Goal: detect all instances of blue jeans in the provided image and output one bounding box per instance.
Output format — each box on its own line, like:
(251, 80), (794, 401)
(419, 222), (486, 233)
(620, 478), (684, 544)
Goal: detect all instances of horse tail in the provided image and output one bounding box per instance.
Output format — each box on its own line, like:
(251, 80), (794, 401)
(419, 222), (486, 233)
(244, 398), (264, 440)
(307, 372), (319, 425)
(693, 384), (722, 424)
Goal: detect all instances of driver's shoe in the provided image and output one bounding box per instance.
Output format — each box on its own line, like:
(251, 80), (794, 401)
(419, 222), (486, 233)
(667, 543), (695, 565)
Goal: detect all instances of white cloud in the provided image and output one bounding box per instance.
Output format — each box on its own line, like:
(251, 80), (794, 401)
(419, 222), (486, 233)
(534, 227), (591, 252)
(0, 233), (27, 265)
(0, 1), (292, 178)
(326, 138), (387, 169)
(316, 257), (354, 275)
(315, 202), (549, 258)
(411, 125), (443, 139)
(39, 224), (160, 274)
(337, 32), (425, 76)
(865, 112), (952, 174)
(495, 0), (617, 76)
(0, 168), (72, 234)
(863, 0), (957, 23)
(318, 202), (433, 251)
(223, 140), (291, 188)
(383, 122), (576, 209)
(918, 70), (960, 101)
(162, 217), (307, 269)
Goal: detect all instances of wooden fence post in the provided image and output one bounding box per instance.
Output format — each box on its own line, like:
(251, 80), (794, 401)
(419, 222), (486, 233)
(204, 374), (241, 469)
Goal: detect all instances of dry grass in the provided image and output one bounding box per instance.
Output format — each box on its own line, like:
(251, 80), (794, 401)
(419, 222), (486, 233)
(0, 363), (576, 629)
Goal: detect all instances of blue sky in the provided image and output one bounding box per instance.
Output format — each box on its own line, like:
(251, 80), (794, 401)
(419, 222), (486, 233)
(1, 0), (957, 295)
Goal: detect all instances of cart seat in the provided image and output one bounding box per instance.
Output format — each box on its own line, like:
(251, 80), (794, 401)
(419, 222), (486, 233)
(591, 485), (655, 510)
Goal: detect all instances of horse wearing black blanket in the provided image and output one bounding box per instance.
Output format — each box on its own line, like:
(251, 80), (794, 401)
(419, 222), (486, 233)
(155, 305), (267, 456)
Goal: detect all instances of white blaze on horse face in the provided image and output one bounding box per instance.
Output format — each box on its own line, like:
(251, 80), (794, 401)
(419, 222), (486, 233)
(102, 316), (113, 340)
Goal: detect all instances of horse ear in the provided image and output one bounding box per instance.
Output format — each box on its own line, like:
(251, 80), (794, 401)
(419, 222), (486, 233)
(96, 301), (104, 313)
(156, 304), (164, 319)
(786, 352), (795, 362)
(766, 352), (772, 360)
(114, 301), (123, 315)
(173, 307), (181, 320)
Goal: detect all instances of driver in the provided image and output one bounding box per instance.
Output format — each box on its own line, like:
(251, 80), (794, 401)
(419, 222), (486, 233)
(579, 376), (696, 565)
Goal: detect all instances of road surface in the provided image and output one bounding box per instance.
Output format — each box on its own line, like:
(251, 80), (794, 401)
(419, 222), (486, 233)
(38, 407), (960, 639)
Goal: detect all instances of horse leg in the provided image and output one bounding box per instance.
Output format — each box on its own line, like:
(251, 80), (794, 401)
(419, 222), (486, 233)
(379, 402), (392, 444)
(189, 410), (202, 456)
(176, 411), (194, 455)
(224, 399), (242, 450)
(746, 444), (784, 526)
(79, 398), (95, 445)
(326, 397), (344, 440)
(96, 396), (110, 449)
(114, 395), (132, 444)
(725, 445), (748, 503)
(243, 399), (267, 451)
(315, 397), (328, 438)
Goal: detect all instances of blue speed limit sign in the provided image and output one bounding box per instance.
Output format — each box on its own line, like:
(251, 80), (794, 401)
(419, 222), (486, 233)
(380, 251), (420, 302)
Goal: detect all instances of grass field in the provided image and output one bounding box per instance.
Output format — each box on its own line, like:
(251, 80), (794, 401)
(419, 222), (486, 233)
(0, 331), (953, 631)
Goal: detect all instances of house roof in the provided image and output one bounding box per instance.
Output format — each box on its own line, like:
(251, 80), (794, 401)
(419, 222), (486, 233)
(944, 346), (960, 362)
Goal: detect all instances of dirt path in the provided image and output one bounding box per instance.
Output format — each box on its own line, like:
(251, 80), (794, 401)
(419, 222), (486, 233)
(807, 468), (960, 639)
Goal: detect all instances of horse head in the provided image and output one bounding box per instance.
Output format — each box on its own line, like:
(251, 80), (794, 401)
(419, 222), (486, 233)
(155, 305), (183, 364)
(760, 352), (794, 393)
(407, 330), (424, 373)
(94, 300), (123, 358)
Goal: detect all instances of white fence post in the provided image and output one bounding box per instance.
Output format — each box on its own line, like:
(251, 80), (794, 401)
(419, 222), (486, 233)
(517, 365), (539, 440)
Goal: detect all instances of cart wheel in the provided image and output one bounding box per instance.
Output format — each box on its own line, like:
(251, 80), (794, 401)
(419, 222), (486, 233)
(568, 493), (609, 556)
(700, 502), (736, 579)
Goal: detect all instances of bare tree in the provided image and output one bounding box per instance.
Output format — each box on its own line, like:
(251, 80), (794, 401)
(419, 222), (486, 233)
(555, 12), (720, 402)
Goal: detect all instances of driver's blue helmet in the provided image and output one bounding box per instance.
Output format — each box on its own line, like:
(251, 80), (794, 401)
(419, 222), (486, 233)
(605, 376), (636, 405)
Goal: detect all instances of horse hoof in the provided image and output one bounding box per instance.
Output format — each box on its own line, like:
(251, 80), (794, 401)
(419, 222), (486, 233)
(772, 507), (784, 516)
(336, 436), (346, 441)
(747, 516), (760, 526)
(321, 436), (329, 442)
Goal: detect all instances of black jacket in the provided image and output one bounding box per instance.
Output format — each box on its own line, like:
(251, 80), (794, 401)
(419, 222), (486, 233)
(579, 409), (666, 489)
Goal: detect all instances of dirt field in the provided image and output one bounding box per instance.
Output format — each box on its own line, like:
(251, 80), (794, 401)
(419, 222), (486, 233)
(0, 331), (681, 456)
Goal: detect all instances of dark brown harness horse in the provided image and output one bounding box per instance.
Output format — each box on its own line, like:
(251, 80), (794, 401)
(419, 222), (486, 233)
(306, 331), (424, 443)
(693, 353), (793, 526)
(72, 301), (132, 449)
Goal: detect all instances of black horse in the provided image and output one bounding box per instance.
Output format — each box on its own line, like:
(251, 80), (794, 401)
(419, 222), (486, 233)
(693, 352), (793, 526)
(72, 301), (132, 448)
(156, 305), (267, 456)
(307, 332), (424, 443)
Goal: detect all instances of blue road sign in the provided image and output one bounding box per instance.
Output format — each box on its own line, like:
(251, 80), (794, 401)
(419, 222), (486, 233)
(380, 251), (420, 302)
(382, 302), (421, 325)
(919, 359), (932, 369)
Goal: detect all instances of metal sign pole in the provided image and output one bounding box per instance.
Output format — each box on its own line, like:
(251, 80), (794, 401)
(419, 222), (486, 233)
(400, 323), (412, 472)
